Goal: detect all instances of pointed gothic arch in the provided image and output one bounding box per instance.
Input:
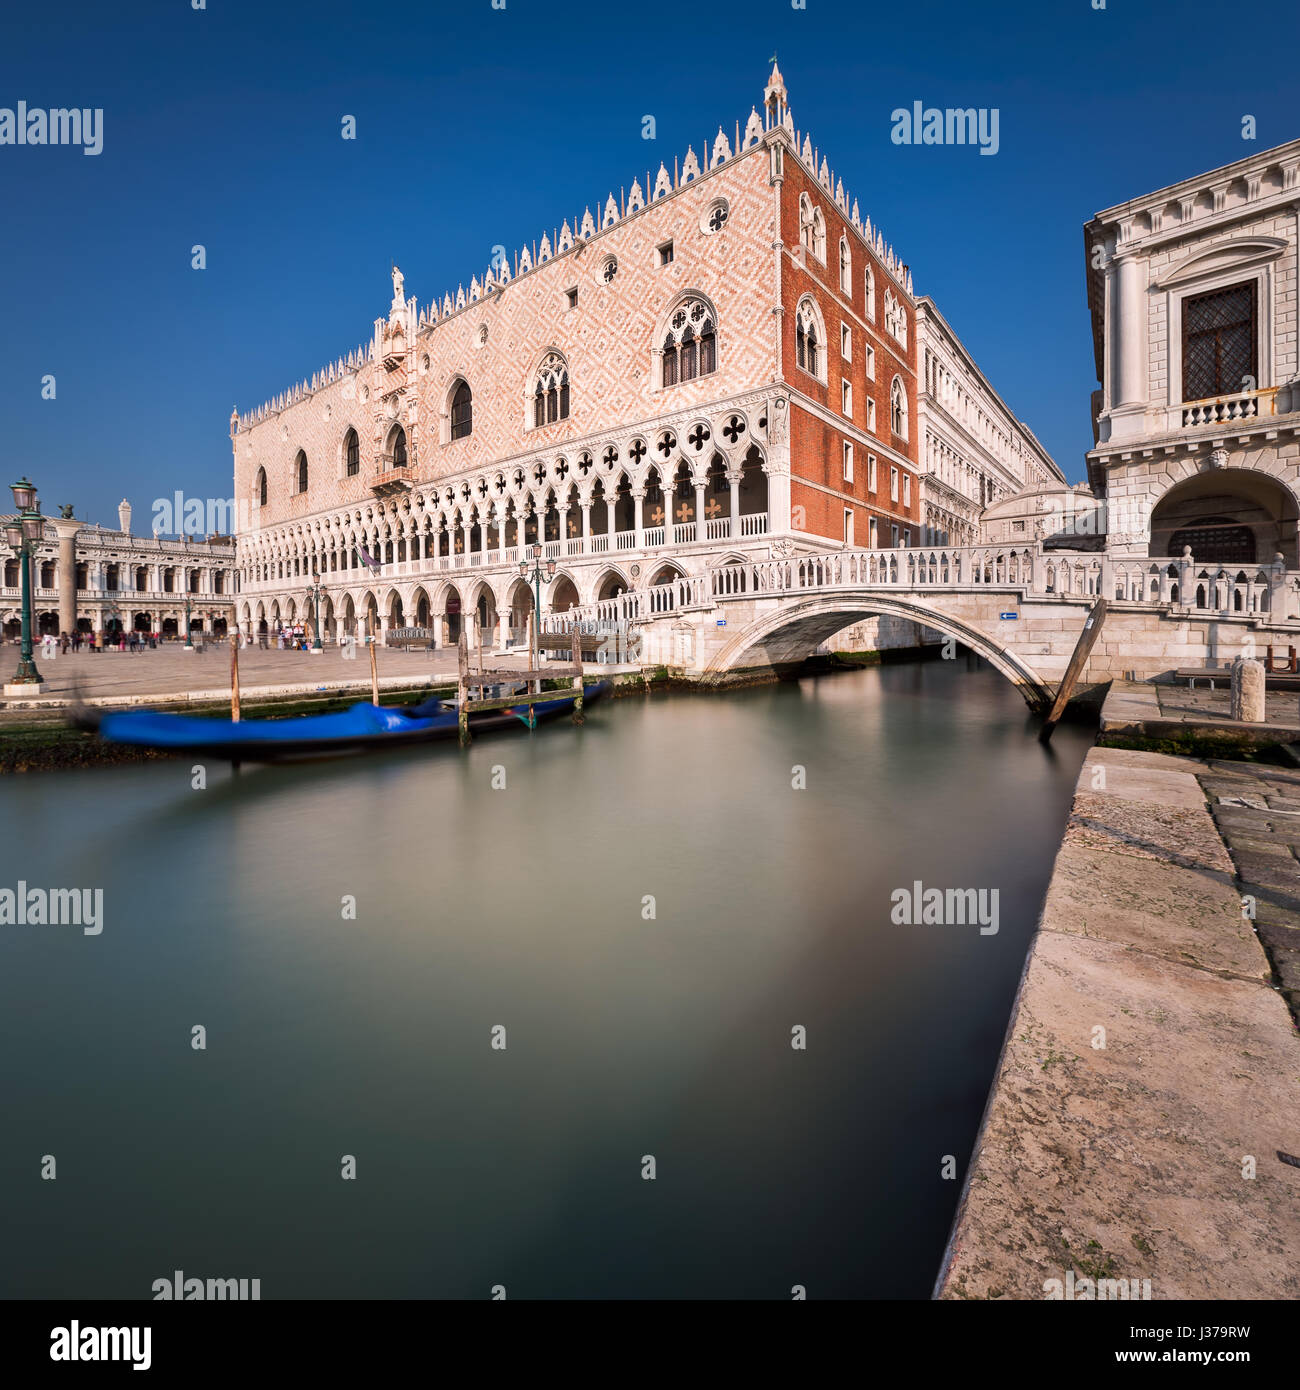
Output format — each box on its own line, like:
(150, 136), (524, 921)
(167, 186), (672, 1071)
(657, 291), (719, 389)
(530, 349), (571, 428)
(795, 296), (826, 381)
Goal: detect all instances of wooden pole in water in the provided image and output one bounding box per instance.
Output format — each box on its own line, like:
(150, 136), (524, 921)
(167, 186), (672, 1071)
(368, 634), (380, 706)
(457, 631), (470, 746)
(229, 632), (241, 721)
(571, 625), (584, 724)
(1040, 597), (1107, 744)
(229, 631), (243, 775)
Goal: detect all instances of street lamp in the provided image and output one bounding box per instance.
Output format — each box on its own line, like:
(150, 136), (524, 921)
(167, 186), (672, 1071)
(183, 593), (194, 650)
(305, 572), (323, 653)
(518, 542), (556, 668)
(5, 477), (45, 693)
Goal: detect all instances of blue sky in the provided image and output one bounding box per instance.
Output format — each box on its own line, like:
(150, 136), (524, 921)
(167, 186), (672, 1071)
(1, 0), (1297, 529)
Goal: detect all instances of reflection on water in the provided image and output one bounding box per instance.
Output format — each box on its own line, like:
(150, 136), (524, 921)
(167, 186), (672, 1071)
(0, 658), (1090, 1298)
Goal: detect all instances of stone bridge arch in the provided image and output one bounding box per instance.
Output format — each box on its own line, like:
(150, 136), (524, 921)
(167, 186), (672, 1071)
(703, 592), (1054, 709)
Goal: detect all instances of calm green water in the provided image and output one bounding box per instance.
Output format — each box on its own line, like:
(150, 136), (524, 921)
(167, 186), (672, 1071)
(0, 658), (1090, 1299)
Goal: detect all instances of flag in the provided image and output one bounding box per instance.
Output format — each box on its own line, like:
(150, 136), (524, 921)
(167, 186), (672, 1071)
(359, 546), (380, 573)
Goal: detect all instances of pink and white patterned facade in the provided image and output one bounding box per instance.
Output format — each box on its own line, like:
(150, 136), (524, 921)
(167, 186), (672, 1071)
(230, 68), (1025, 648)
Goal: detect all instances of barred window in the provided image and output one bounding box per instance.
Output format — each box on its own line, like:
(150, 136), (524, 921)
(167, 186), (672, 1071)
(1182, 281), (1256, 402)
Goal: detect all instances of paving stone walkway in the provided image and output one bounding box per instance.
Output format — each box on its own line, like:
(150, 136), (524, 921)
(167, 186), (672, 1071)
(1200, 760), (1300, 1025)
(938, 745), (1300, 1301)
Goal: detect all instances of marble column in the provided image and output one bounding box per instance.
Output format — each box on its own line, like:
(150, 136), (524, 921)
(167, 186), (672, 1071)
(52, 518), (79, 638)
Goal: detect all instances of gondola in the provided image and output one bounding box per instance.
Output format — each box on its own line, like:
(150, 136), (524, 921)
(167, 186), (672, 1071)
(74, 683), (611, 763)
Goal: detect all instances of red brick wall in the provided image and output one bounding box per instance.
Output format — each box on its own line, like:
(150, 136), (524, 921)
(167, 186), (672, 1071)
(778, 158), (918, 546)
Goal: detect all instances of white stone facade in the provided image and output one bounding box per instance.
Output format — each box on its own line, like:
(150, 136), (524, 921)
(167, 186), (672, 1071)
(1, 511), (236, 640)
(1085, 138), (1300, 566)
(915, 298), (1064, 547)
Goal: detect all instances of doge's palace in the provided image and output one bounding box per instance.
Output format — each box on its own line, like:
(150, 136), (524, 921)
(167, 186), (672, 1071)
(233, 67), (1047, 650)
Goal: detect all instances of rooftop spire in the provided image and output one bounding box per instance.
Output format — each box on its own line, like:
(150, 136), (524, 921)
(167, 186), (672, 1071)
(764, 58), (788, 129)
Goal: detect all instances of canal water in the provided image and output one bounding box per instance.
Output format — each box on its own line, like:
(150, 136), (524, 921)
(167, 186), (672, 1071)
(0, 657), (1091, 1299)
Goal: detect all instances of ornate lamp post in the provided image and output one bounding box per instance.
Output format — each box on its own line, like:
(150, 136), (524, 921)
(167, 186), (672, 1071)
(183, 593), (194, 650)
(4, 477), (45, 693)
(305, 572), (323, 654)
(518, 542), (556, 667)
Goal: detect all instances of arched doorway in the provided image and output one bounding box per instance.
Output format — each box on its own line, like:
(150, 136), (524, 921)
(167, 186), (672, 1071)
(473, 584), (498, 640)
(596, 569), (628, 601)
(507, 578), (533, 640)
(739, 445), (768, 523)
(550, 575), (580, 612)
(1150, 468), (1298, 566)
(443, 585), (462, 643)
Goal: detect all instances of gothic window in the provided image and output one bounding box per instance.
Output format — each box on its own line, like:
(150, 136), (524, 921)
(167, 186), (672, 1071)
(891, 376), (908, 438)
(600, 256), (618, 285)
(532, 352), (571, 427)
(661, 333), (678, 387)
(295, 450), (308, 493)
(1183, 281), (1257, 402)
(450, 381), (473, 440)
(799, 195), (826, 260)
(795, 297), (824, 380)
(256, 467), (267, 507)
(660, 296), (717, 388)
(345, 428), (360, 476)
(391, 426), (408, 467)
(839, 237), (851, 294)
(865, 265), (876, 320)
(884, 290), (908, 348)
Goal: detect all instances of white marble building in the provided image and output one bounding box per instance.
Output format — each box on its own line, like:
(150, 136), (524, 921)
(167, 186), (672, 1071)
(1085, 137), (1300, 566)
(915, 298), (1065, 547)
(1, 499), (236, 640)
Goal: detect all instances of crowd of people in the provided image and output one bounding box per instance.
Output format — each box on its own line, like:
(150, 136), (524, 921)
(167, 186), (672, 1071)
(13, 624), (335, 655)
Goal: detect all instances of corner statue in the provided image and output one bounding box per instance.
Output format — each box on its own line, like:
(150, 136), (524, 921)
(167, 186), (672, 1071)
(391, 264), (404, 303)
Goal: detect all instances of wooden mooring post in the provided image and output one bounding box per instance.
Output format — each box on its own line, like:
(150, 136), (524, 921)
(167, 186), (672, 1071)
(368, 633), (380, 706)
(457, 631), (470, 746)
(453, 623), (588, 746)
(572, 626), (584, 725)
(229, 632), (241, 721)
(1039, 597), (1107, 744)
(229, 631), (242, 776)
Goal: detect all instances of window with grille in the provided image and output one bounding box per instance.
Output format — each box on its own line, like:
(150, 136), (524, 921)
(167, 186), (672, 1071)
(1169, 521), (1255, 564)
(1182, 281), (1256, 402)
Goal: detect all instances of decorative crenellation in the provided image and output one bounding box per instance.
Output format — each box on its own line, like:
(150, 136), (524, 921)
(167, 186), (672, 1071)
(234, 65), (914, 436)
(235, 340), (374, 433)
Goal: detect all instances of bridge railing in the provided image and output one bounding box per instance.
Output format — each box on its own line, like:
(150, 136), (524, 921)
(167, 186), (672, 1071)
(545, 545), (1300, 631)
